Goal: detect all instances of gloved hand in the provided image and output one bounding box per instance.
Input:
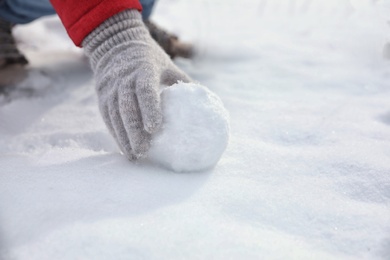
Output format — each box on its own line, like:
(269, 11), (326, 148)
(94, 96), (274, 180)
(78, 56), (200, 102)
(82, 9), (191, 160)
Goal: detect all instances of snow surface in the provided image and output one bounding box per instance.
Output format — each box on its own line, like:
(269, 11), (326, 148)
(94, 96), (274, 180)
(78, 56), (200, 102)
(1, 0), (390, 259)
(148, 82), (230, 172)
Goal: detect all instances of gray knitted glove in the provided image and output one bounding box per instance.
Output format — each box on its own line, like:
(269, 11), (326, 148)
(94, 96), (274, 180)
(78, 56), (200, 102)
(82, 9), (191, 160)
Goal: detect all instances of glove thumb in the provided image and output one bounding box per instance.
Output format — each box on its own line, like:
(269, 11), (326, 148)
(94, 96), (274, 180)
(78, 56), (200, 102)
(161, 64), (192, 87)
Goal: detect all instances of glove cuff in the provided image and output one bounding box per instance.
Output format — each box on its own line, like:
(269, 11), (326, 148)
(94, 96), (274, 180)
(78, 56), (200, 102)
(82, 9), (149, 70)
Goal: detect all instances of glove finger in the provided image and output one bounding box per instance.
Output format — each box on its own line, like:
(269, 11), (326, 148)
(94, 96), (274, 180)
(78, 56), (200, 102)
(161, 64), (192, 86)
(107, 96), (136, 160)
(99, 103), (122, 149)
(118, 84), (151, 158)
(135, 76), (162, 134)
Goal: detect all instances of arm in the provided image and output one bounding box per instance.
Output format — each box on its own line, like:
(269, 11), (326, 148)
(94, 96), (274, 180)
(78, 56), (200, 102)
(49, 0), (142, 46)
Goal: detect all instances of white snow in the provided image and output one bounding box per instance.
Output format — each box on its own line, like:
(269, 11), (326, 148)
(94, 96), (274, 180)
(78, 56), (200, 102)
(148, 82), (230, 172)
(1, 0), (390, 259)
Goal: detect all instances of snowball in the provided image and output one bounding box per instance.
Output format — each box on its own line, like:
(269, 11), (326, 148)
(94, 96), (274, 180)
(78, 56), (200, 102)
(148, 82), (230, 172)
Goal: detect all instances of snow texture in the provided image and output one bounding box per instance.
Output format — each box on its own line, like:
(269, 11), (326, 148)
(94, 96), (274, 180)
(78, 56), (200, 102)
(148, 82), (230, 172)
(1, 0), (390, 259)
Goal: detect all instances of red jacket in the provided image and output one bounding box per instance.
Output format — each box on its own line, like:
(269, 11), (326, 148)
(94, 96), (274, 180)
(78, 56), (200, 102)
(49, 0), (142, 47)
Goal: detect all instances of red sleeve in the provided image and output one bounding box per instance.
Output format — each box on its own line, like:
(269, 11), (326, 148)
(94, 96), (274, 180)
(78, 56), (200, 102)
(49, 0), (142, 47)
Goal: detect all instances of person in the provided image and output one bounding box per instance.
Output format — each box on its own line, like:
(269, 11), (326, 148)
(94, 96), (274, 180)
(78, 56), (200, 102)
(0, 0), (193, 160)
